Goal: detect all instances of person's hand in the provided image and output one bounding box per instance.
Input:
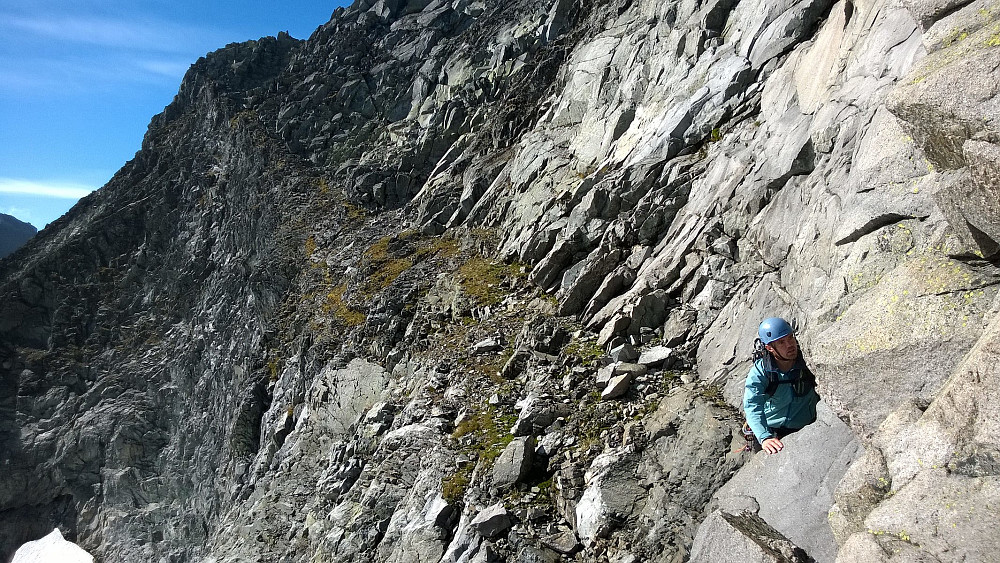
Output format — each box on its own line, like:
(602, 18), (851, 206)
(762, 437), (784, 454)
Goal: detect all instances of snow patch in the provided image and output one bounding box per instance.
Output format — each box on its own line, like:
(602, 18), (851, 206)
(11, 528), (94, 563)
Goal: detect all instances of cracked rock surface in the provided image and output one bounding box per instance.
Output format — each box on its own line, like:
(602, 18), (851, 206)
(2, 0), (999, 561)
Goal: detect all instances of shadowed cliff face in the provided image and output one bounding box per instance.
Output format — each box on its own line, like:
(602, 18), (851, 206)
(1, 0), (998, 561)
(0, 215), (36, 260)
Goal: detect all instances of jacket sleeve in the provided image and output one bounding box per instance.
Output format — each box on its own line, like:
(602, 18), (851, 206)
(743, 362), (773, 440)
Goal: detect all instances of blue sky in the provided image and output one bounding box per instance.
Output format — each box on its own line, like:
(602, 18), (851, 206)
(0, 0), (350, 230)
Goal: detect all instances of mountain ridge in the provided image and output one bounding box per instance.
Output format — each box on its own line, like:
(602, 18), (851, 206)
(1, 0), (999, 561)
(0, 213), (37, 260)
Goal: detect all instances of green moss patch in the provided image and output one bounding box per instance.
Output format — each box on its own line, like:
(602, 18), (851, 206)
(442, 464), (473, 503)
(457, 257), (527, 306)
(322, 284), (366, 326)
(564, 337), (604, 366)
(361, 232), (461, 296)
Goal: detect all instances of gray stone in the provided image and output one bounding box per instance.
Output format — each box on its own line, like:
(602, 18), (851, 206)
(469, 504), (512, 538)
(609, 552), (637, 563)
(512, 394), (569, 437)
(706, 403), (861, 562)
(540, 530), (580, 554)
(887, 22), (999, 169)
(598, 314), (632, 347)
(575, 449), (644, 546)
(662, 307), (697, 347)
(833, 311), (1000, 563)
(629, 290), (669, 331)
(835, 532), (892, 563)
(829, 447), (891, 545)
(516, 317), (567, 355)
(471, 336), (504, 354)
(933, 141), (1000, 258)
(600, 374), (633, 401)
(689, 510), (811, 563)
(608, 343), (639, 363)
(611, 362), (647, 379)
(500, 349), (532, 380)
(596, 364), (615, 387)
(536, 432), (563, 457)
(904, 0), (987, 30)
(811, 256), (998, 437)
(637, 346), (673, 367)
(558, 248), (623, 316)
(469, 545), (501, 563)
(493, 437), (536, 489)
(514, 545), (561, 563)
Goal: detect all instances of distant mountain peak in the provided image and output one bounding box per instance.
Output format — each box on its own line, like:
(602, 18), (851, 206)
(0, 213), (37, 259)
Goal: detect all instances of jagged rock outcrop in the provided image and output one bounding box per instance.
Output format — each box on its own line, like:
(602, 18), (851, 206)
(1, 0), (998, 561)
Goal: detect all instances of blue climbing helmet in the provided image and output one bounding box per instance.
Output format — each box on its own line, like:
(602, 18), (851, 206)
(758, 317), (793, 345)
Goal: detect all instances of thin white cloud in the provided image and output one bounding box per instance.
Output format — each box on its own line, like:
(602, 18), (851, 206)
(7, 14), (222, 54)
(0, 178), (95, 199)
(0, 206), (35, 221)
(136, 59), (192, 79)
(0, 54), (191, 94)
(0, 11), (227, 94)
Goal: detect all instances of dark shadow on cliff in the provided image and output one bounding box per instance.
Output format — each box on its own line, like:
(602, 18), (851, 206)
(0, 495), (79, 563)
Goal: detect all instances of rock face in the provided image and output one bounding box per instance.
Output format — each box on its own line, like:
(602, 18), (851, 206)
(704, 403), (860, 561)
(1, 0), (999, 561)
(0, 213), (36, 259)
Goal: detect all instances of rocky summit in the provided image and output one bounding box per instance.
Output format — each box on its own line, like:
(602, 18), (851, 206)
(1, 0), (999, 561)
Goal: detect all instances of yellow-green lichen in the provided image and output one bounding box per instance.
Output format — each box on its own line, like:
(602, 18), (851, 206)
(344, 201), (366, 220)
(268, 357), (282, 382)
(361, 232), (461, 295)
(322, 284), (366, 326)
(441, 406), (519, 502)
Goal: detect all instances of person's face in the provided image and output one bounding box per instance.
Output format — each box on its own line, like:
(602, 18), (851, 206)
(766, 333), (798, 359)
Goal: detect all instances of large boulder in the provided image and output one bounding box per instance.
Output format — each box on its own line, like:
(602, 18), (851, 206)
(887, 3), (1000, 171)
(811, 256), (998, 437)
(701, 403), (860, 562)
(493, 437), (536, 489)
(690, 509), (812, 563)
(833, 307), (1000, 562)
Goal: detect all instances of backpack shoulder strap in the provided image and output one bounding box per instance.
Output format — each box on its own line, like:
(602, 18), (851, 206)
(760, 355), (780, 396)
(752, 339), (781, 396)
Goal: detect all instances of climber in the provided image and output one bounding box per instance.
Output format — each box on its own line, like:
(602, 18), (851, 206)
(741, 317), (819, 454)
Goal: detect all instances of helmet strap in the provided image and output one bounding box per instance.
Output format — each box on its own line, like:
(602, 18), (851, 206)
(765, 343), (796, 363)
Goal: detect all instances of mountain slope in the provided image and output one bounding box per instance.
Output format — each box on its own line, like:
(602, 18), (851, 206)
(0, 214), (36, 259)
(1, 0), (998, 561)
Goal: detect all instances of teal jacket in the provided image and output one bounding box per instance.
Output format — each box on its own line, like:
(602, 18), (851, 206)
(743, 355), (819, 441)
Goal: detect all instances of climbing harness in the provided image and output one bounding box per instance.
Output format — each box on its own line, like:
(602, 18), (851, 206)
(735, 421), (760, 454)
